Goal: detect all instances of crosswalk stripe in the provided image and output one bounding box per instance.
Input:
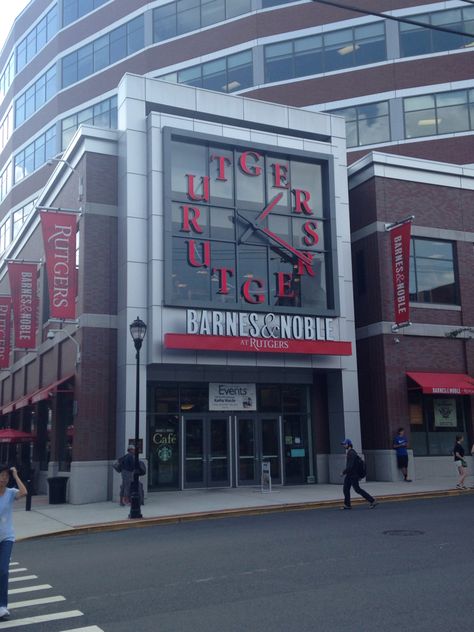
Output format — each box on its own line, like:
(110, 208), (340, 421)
(8, 564), (18, 567)
(58, 627), (104, 632)
(0, 610), (83, 628)
(9, 584), (52, 595)
(9, 595), (65, 609)
(8, 576), (38, 583)
(8, 569), (27, 574)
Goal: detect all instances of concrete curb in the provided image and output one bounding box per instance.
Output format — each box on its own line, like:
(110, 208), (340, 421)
(18, 487), (473, 541)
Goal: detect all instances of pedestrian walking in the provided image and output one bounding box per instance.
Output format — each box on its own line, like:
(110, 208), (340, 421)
(0, 465), (27, 620)
(392, 427), (412, 481)
(340, 439), (377, 510)
(453, 434), (468, 489)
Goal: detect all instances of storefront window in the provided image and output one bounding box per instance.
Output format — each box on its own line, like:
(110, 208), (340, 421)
(148, 414), (179, 489)
(258, 386), (282, 412)
(283, 414), (308, 483)
(409, 389), (469, 456)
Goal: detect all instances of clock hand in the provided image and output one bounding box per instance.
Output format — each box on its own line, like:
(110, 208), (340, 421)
(237, 210), (312, 266)
(239, 192), (284, 243)
(261, 227), (313, 265)
(255, 191), (284, 223)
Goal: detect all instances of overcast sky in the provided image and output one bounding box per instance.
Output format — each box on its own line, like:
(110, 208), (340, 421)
(0, 1), (30, 53)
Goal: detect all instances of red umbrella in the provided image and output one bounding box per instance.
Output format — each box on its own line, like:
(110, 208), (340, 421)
(0, 429), (36, 444)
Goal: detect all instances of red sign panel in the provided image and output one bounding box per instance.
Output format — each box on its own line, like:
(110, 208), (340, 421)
(40, 211), (77, 320)
(390, 221), (411, 327)
(8, 262), (38, 349)
(0, 297), (11, 369)
(165, 333), (351, 356)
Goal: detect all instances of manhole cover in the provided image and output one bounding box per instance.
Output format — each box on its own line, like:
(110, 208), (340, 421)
(383, 529), (425, 536)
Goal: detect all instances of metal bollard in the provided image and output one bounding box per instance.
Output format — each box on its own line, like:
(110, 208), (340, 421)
(25, 478), (32, 511)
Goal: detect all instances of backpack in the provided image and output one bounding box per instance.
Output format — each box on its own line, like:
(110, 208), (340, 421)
(355, 454), (366, 479)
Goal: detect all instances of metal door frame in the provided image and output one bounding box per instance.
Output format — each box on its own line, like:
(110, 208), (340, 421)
(180, 414), (232, 489)
(233, 414), (283, 487)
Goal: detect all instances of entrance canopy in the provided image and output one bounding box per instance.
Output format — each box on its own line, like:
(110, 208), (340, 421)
(407, 372), (474, 395)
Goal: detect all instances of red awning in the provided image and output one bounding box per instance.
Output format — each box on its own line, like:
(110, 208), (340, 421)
(30, 375), (74, 405)
(1, 403), (15, 415)
(407, 372), (474, 395)
(15, 396), (30, 410)
(0, 429), (36, 444)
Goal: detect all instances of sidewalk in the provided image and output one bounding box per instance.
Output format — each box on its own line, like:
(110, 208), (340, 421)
(13, 476), (473, 541)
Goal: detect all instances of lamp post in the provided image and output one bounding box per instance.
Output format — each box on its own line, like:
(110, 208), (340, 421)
(129, 316), (147, 519)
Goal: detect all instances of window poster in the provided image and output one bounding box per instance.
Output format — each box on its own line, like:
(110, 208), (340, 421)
(434, 398), (457, 427)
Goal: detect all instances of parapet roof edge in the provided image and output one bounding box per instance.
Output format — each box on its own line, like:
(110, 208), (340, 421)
(120, 73), (336, 144)
(348, 150), (474, 190)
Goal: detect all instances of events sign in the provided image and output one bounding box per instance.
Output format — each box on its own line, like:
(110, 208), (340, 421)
(209, 383), (256, 411)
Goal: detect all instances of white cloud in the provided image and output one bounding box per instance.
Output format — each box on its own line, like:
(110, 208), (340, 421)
(0, 1), (30, 55)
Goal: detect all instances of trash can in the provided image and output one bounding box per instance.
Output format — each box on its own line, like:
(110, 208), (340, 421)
(47, 477), (68, 504)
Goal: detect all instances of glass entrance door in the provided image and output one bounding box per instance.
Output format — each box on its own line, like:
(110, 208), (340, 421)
(236, 415), (282, 486)
(183, 415), (230, 488)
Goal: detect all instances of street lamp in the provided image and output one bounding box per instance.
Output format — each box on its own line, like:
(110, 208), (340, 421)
(128, 316), (147, 519)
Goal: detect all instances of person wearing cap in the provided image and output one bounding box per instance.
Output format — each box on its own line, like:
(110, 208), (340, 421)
(340, 439), (378, 510)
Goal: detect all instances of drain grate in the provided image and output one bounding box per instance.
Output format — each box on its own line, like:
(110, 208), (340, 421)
(383, 529), (425, 536)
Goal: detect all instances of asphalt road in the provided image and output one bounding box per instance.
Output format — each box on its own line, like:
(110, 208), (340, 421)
(12, 494), (474, 632)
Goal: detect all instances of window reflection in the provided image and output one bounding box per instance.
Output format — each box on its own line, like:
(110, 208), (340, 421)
(409, 238), (457, 304)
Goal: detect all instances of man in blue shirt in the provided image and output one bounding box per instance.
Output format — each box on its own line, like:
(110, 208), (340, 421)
(393, 427), (412, 482)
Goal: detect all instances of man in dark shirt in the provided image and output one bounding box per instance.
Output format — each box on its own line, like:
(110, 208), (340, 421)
(393, 427), (412, 482)
(341, 439), (377, 510)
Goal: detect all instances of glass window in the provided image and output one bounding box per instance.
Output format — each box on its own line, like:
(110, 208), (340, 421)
(330, 101), (390, 148)
(409, 238), (457, 304)
(62, 52), (78, 88)
(110, 24), (126, 63)
(202, 0), (225, 27)
(127, 16), (144, 54)
(324, 29), (354, 72)
(436, 90), (469, 134)
(265, 42), (293, 83)
(400, 7), (474, 57)
(354, 22), (386, 65)
(227, 50), (252, 92)
(294, 35), (323, 79)
(153, 4), (177, 41)
(404, 90), (472, 139)
(77, 44), (94, 80)
(259, 386), (282, 412)
(62, 0), (109, 26)
(93, 35), (109, 72)
(177, 0), (200, 35)
(410, 389), (468, 456)
(15, 6), (58, 72)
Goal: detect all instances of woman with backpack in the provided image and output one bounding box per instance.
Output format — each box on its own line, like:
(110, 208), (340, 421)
(340, 439), (378, 510)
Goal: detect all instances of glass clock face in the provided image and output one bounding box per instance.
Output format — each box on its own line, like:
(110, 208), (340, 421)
(163, 129), (337, 315)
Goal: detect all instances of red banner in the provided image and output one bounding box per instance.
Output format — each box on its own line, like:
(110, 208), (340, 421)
(390, 221), (411, 327)
(165, 333), (352, 356)
(0, 297), (11, 369)
(40, 211), (77, 320)
(8, 262), (38, 349)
